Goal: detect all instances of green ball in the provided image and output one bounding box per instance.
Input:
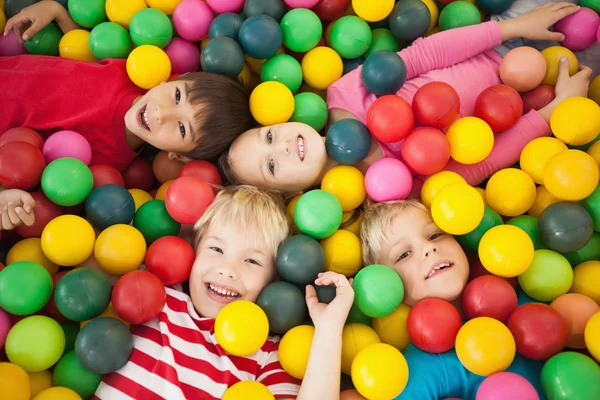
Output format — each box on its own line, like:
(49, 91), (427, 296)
(0, 261), (52, 315)
(294, 190), (343, 239)
(53, 351), (103, 398)
(541, 352), (600, 400)
(5, 315), (66, 372)
(580, 185), (600, 231)
(290, 92), (328, 132)
(280, 8), (323, 53)
(276, 234), (325, 285)
(506, 215), (545, 250)
(89, 22), (132, 60)
(353, 264), (404, 318)
(345, 304), (372, 326)
(133, 200), (181, 243)
(68, 0), (108, 29)
(256, 281), (307, 335)
(364, 28), (401, 59)
(438, 1), (481, 31)
(260, 54), (303, 93)
(24, 23), (63, 56)
(61, 323), (80, 354)
(457, 206), (503, 253)
(330, 16), (372, 59)
(41, 157), (94, 207)
(129, 8), (173, 49)
(518, 249), (573, 302)
(564, 232), (600, 266)
(54, 268), (111, 322)
(581, 0), (600, 14)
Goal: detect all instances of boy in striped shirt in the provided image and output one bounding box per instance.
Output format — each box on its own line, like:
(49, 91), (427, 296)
(94, 185), (355, 400)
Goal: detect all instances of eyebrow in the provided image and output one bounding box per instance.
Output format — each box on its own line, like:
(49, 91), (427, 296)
(184, 83), (196, 142)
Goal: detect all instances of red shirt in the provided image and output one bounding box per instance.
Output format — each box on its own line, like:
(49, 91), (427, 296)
(0, 55), (144, 172)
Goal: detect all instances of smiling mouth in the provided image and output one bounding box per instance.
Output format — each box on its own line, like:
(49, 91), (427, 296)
(206, 282), (240, 299)
(139, 105), (150, 131)
(297, 135), (305, 161)
(425, 261), (454, 280)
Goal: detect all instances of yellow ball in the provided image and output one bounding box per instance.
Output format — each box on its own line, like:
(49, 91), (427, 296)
(520, 137), (568, 184)
(215, 301), (269, 357)
(94, 224), (146, 275)
(7, 238), (59, 276)
(59, 29), (95, 62)
(238, 63), (252, 89)
(279, 325), (315, 380)
(551, 97), (600, 146)
(146, 0), (183, 15)
(455, 317), (516, 376)
(250, 81), (294, 126)
(0, 9), (6, 33)
(420, 171), (466, 208)
(372, 303), (411, 351)
(321, 166), (366, 212)
(541, 46), (578, 86)
(589, 75), (600, 105)
(222, 381), (275, 400)
(127, 45), (172, 90)
(478, 225), (534, 278)
(485, 168), (536, 217)
(155, 179), (174, 200)
(33, 387), (82, 400)
(128, 189), (153, 211)
(352, 0), (394, 22)
(81, 302), (130, 329)
(41, 215), (95, 267)
(587, 141), (600, 170)
(105, 0), (147, 29)
(351, 343), (409, 400)
(341, 324), (381, 375)
(28, 370), (53, 398)
(341, 210), (363, 237)
(287, 194), (302, 221)
(585, 311), (600, 362)
(431, 183), (484, 235)
(474, 187), (488, 207)
(543, 149), (600, 201)
(571, 261), (600, 304)
(321, 230), (362, 277)
(528, 185), (559, 218)
(421, 0), (439, 33)
(446, 117), (494, 165)
(0, 363), (30, 400)
(302, 46), (343, 90)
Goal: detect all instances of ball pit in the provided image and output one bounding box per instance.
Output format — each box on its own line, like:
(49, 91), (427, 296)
(367, 95), (413, 143)
(351, 343), (408, 400)
(353, 264), (404, 318)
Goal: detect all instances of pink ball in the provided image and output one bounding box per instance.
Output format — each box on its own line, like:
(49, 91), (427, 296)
(42, 130), (92, 165)
(206, 0), (245, 13)
(556, 7), (600, 52)
(173, 0), (214, 42)
(285, 0), (321, 7)
(0, 308), (11, 349)
(499, 46), (546, 92)
(476, 372), (539, 400)
(364, 157), (413, 202)
(164, 38), (201, 74)
(0, 31), (28, 56)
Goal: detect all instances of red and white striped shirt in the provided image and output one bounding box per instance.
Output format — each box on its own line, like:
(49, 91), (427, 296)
(93, 288), (301, 400)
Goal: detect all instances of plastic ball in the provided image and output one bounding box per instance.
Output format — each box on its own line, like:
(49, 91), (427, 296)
(151, 151), (183, 184)
(85, 184), (135, 230)
(541, 46), (578, 86)
(28, 370), (53, 398)
(522, 84), (556, 114)
(145, 236), (194, 285)
(312, 0), (349, 20)
(0, 309), (10, 348)
(420, 171), (466, 208)
(550, 293), (600, 349)
(541, 352), (600, 400)
(446, 117), (494, 164)
(361, 51), (407, 96)
(0, 141), (46, 190)
(94, 224), (146, 275)
(372, 303), (411, 351)
(563, 233), (600, 266)
(431, 183), (484, 235)
(111, 270), (166, 325)
(321, 229), (362, 277)
(539, 202), (593, 253)
(172, 0), (213, 41)
(463, 275), (517, 323)
(438, 1), (481, 31)
(412, 81), (460, 129)
(256, 282), (306, 335)
(294, 190), (343, 239)
(249, 81), (295, 125)
(456, 206), (503, 253)
(401, 127), (450, 175)
(365, 158), (413, 203)
(133, 200), (181, 244)
(222, 381), (275, 400)
(215, 301), (269, 357)
(164, 38), (200, 74)
(90, 164), (124, 188)
(105, 0), (146, 29)
(53, 351), (102, 399)
(506, 215), (544, 250)
(244, 0), (286, 21)
(206, 0), (244, 13)
(499, 46), (546, 92)
(144, 0), (183, 15)
(364, 29), (400, 59)
(474, 84), (523, 132)
(326, 119), (371, 164)
(476, 372), (540, 400)
(54, 268), (111, 321)
(351, 0), (393, 22)
(75, 317), (133, 374)
(129, 8), (173, 49)
(89, 22), (132, 60)
(340, 324), (380, 376)
(284, 0), (319, 6)
(41, 157), (93, 207)
(551, 96), (600, 146)
(329, 16), (371, 59)
(543, 150), (599, 201)
(478, 225), (535, 278)
(59, 29), (95, 62)
(572, 261), (600, 303)
(0, 29), (27, 56)
(279, 325), (314, 379)
(68, 0), (107, 28)
(555, 7), (600, 52)
(353, 264), (404, 318)
(0, 261), (52, 315)
(41, 215), (95, 266)
(126, 45), (171, 89)
(165, 176), (214, 224)
(32, 387), (82, 400)
(276, 235), (325, 284)
(23, 23), (62, 56)
(239, 15), (282, 59)
(302, 46), (343, 89)
(280, 8), (322, 53)
(367, 95), (413, 143)
(7, 238), (59, 275)
(520, 137), (568, 184)
(127, 189), (152, 212)
(485, 168), (536, 217)
(0, 127), (43, 149)
(0, 363), (31, 400)
(586, 311), (600, 362)
(351, 343), (408, 400)
(123, 156), (154, 190)
(290, 92), (328, 132)
(388, 0), (431, 42)
(519, 249), (573, 302)
(260, 54), (303, 93)
(407, 298), (461, 353)
(321, 166), (366, 212)
(178, 161), (221, 186)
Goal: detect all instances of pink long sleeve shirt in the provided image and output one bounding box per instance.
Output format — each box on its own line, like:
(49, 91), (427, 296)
(326, 21), (551, 187)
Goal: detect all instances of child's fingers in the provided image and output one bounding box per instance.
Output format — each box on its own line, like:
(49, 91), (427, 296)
(305, 285), (319, 307)
(315, 272), (350, 288)
(3, 14), (28, 36)
(15, 207), (35, 226)
(21, 19), (41, 42)
(1, 210), (14, 230)
(20, 192), (36, 214)
(575, 65), (593, 80)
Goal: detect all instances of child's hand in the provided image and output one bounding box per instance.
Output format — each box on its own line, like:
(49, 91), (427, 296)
(0, 189), (36, 230)
(3, 1), (62, 43)
(499, 2), (580, 42)
(554, 58), (592, 102)
(305, 272), (354, 331)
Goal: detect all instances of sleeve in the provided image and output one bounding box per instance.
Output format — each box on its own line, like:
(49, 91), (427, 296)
(256, 341), (301, 399)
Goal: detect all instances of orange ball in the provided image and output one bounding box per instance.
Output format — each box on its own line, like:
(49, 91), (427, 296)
(499, 47), (546, 92)
(152, 151), (184, 184)
(550, 293), (600, 349)
(340, 389), (368, 400)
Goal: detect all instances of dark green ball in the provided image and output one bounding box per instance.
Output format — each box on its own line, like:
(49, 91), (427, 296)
(478, 0), (516, 14)
(563, 232), (600, 266)
(243, 0), (286, 22)
(457, 206), (503, 253)
(361, 50), (407, 96)
(346, 304), (372, 326)
(53, 351), (103, 399)
(61, 323), (80, 354)
(75, 317), (133, 374)
(507, 215), (545, 250)
(276, 235), (325, 285)
(257, 281), (306, 334)
(365, 28), (401, 59)
(85, 184), (136, 230)
(133, 200), (181, 244)
(315, 284), (336, 304)
(326, 119), (372, 165)
(209, 12), (244, 41)
(54, 268), (111, 322)
(201, 36), (245, 78)
(389, 0), (431, 42)
(24, 23), (63, 56)
(4, 0), (39, 19)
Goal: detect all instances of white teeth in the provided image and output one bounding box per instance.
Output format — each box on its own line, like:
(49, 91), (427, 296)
(143, 109), (149, 130)
(297, 136), (305, 161)
(208, 283), (239, 298)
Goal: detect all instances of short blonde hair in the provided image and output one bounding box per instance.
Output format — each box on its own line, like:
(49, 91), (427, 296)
(193, 185), (291, 257)
(360, 199), (429, 265)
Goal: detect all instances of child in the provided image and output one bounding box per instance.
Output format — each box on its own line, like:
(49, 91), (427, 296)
(93, 185), (355, 400)
(218, 2), (591, 193)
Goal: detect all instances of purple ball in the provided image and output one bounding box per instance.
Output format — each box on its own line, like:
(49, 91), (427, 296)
(173, 0), (214, 42)
(0, 309), (11, 349)
(476, 372), (539, 400)
(0, 31), (28, 56)
(164, 38), (201, 74)
(555, 7), (600, 52)
(364, 157), (413, 202)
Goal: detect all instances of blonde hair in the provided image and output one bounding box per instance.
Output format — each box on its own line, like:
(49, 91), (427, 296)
(360, 199), (429, 265)
(193, 185), (291, 257)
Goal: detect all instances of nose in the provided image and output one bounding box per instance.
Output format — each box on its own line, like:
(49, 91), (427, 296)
(424, 245), (437, 257)
(215, 265), (239, 280)
(279, 139), (290, 157)
(155, 104), (175, 125)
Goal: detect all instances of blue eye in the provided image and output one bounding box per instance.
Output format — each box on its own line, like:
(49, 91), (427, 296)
(268, 160), (275, 175)
(266, 130), (273, 144)
(175, 88), (181, 104)
(179, 122), (186, 138)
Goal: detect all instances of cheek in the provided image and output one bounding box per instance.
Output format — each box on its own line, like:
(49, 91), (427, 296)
(242, 269), (273, 301)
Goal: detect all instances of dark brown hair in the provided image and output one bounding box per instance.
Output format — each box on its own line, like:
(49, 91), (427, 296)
(217, 148), (240, 185)
(172, 72), (254, 161)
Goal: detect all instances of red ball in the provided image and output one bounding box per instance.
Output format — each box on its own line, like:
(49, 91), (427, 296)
(312, 0), (350, 21)
(407, 298), (462, 353)
(413, 82), (460, 129)
(521, 85), (555, 114)
(468, 257), (519, 290)
(507, 303), (568, 360)
(122, 156), (154, 191)
(0, 127), (45, 149)
(0, 142), (46, 190)
(15, 192), (63, 238)
(90, 164), (125, 189)
(178, 160), (222, 186)
(401, 127), (450, 175)
(44, 271), (70, 323)
(153, 151), (185, 184)
(165, 176), (215, 224)
(145, 236), (195, 285)
(462, 275), (518, 324)
(474, 84), (523, 132)
(112, 270), (166, 325)
(367, 95), (414, 143)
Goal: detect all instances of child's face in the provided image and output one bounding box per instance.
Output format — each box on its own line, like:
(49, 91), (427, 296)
(125, 81), (198, 154)
(228, 123), (328, 192)
(377, 209), (469, 306)
(188, 221), (277, 318)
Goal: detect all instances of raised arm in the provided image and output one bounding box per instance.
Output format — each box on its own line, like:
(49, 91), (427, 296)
(4, 1), (81, 43)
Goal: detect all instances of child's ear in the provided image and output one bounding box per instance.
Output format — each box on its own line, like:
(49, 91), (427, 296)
(167, 152), (192, 164)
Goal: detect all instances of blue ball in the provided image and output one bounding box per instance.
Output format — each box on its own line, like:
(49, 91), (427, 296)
(243, 0), (286, 22)
(238, 14), (282, 59)
(343, 56), (364, 75)
(477, 0), (515, 14)
(208, 12), (244, 41)
(201, 36), (245, 77)
(75, 317), (133, 374)
(326, 119), (372, 165)
(361, 50), (407, 96)
(85, 184), (135, 230)
(389, 0), (431, 42)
